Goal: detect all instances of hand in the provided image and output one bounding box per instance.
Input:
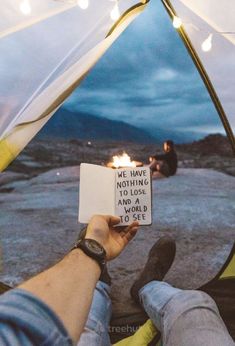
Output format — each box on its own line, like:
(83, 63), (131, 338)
(85, 215), (139, 260)
(149, 156), (153, 163)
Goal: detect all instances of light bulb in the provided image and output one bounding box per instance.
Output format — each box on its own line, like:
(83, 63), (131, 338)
(20, 0), (31, 15)
(77, 0), (89, 10)
(110, 4), (120, 21)
(201, 34), (212, 52)
(173, 16), (182, 29)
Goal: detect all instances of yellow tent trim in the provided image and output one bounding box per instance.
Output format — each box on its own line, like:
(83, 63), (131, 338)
(106, 1), (149, 37)
(0, 139), (16, 172)
(113, 319), (160, 346)
(220, 254), (235, 280)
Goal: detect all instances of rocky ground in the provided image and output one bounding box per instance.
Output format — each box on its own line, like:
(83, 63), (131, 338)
(4, 134), (235, 180)
(0, 134), (235, 338)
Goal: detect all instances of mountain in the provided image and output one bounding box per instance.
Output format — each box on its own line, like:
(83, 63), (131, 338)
(144, 125), (205, 144)
(39, 108), (204, 144)
(178, 134), (234, 156)
(39, 108), (157, 143)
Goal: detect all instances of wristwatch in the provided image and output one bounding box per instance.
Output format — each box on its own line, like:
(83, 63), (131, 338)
(72, 239), (106, 272)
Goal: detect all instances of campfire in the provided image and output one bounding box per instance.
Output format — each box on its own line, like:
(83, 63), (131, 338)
(107, 152), (143, 169)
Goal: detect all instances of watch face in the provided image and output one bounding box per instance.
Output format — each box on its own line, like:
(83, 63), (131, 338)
(85, 239), (104, 256)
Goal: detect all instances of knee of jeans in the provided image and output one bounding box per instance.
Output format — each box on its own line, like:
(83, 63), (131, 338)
(169, 290), (219, 315)
(187, 290), (217, 306)
(162, 290), (220, 335)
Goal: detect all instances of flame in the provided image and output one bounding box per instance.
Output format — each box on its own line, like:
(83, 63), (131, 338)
(112, 152), (136, 168)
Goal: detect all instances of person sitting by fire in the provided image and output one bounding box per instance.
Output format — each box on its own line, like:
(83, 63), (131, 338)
(149, 140), (178, 177)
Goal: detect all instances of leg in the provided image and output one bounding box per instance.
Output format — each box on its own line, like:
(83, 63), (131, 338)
(149, 160), (169, 177)
(158, 161), (170, 177)
(149, 158), (158, 173)
(140, 282), (234, 346)
(131, 237), (234, 346)
(77, 281), (112, 346)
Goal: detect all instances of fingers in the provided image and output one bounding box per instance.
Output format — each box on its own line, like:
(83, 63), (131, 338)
(123, 227), (138, 243)
(115, 221), (139, 236)
(91, 215), (120, 226)
(121, 221), (139, 243)
(127, 221), (139, 230)
(122, 221), (139, 233)
(109, 216), (121, 226)
(90, 215), (139, 236)
(103, 215), (120, 226)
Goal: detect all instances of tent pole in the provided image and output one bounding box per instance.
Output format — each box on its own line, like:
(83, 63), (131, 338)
(161, 0), (235, 155)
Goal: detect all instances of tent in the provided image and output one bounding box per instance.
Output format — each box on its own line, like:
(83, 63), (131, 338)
(0, 0), (234, 171)
(0, 0), (150, 171)
(161, 0), (235, 152)
(0, 0), (235, 343)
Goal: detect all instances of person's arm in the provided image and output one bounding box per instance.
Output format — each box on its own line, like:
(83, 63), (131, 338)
(19, 215), (139, 344)
(153, 152), (167, 160)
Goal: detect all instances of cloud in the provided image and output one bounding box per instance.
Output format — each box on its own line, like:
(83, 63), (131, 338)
(64, 0), (222, 136)
(153, 68), (178, 81)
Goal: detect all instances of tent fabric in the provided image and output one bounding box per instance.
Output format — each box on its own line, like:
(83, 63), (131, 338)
(0, 0), (148, 172)
(200, 242), (235, 341)
(161, 0), (235, 151)
(1, 0), (235, 166)
(113, 319), (160, 346)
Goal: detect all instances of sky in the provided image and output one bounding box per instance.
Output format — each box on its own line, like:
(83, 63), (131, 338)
(64, 0), (224, 138)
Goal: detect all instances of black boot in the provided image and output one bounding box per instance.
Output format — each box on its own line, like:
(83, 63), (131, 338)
(130, 236), (176, 304)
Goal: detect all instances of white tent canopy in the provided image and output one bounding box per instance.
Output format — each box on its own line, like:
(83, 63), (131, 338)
(0, 0), (148, 171)
(162, 0), (235, 149)
(0, 0), (234, 171)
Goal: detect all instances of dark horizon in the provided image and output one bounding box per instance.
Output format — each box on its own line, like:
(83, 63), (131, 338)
(40, 107), (227, 145)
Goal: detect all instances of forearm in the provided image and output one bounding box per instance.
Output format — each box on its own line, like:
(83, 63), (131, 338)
(19, 249), (101, 344)
(153, 153), (166, 160)
(17, 215), (138, 344)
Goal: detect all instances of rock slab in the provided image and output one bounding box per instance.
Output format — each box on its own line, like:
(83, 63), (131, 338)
(0, 168), (234, 318)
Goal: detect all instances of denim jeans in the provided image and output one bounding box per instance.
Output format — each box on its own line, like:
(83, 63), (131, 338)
(140, 281), (234, 346)
(78, 280), (234, 346)
(77, 281), (112, 346)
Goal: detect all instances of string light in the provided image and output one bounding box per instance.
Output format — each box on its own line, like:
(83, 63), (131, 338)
(77, 0), (89, 10)
(19, 0), (31, 15)
(161, 0), (182, 29)
(201, 34), (213, 52)
(172, 15), (182, 29)
(110, 3), (120, 21)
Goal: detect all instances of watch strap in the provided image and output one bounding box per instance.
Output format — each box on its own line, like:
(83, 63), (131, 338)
(72, 239), (106, 272)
